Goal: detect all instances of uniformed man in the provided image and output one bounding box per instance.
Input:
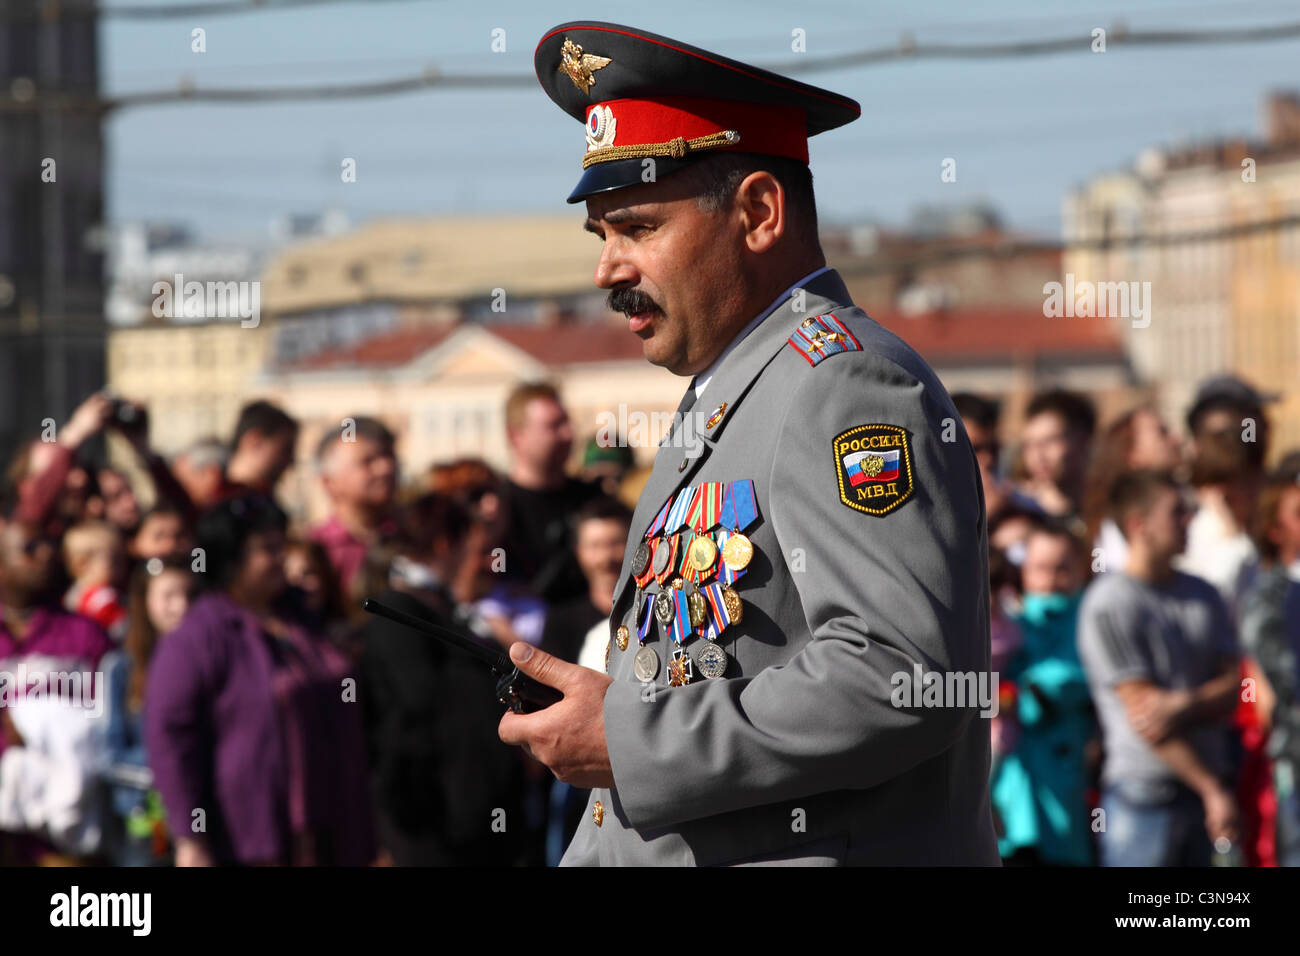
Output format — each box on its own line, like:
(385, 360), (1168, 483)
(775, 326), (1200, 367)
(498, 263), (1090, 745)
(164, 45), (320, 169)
(497, 20), (1000, 865)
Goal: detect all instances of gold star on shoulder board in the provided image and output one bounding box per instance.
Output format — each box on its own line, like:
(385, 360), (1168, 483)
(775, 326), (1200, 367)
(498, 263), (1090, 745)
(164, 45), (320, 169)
(559, 38), (612, 95)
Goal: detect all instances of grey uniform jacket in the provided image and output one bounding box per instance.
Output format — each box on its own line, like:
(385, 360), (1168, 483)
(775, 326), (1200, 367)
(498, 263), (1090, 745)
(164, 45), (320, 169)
(561, 268), (999, 866)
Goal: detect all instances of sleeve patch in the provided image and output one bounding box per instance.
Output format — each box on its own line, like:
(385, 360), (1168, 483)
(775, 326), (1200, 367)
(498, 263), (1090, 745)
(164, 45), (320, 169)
(786, 312), (862, 366)
(833, 423), (915, 516)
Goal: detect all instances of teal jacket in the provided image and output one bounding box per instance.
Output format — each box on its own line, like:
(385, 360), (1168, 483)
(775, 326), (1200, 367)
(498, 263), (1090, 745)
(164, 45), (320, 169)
(993, 591), (1097, 865)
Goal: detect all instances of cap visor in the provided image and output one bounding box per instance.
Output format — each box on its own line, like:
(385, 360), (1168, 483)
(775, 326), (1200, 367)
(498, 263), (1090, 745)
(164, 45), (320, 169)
(566, 156), (695, 203)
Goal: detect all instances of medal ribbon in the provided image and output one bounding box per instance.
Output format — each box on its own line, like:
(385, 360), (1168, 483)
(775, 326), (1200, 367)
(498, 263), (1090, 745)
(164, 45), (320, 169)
(647, 499), (672, 538)
(677, 531), (698, 583)
(666, 486), (694, 532)
(637, 591), (655, 642)
(718, 483), (736, 530)
(731, 479), (758, 531)
(695, 482), (723, 532)
(702, 582), (732, 639)
(671, 589), (691, 644)
(684, 485), (705, 533)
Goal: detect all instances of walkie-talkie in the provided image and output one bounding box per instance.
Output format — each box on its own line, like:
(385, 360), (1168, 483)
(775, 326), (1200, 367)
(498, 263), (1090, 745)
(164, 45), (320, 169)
(361, 598), (563, 714)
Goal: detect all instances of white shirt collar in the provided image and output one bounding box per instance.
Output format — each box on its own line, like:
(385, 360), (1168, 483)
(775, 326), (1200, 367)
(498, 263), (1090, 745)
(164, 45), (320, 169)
(692, 265), (832, 399)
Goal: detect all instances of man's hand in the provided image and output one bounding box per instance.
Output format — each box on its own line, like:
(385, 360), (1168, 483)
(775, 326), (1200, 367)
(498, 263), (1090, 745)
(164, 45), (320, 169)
(1200, 783), (1240, 848)
(61, 392), (114, 450)
(498, 642), (615, 788)
(174, 838), (214, 867)
(1125, 686), (1192, 744)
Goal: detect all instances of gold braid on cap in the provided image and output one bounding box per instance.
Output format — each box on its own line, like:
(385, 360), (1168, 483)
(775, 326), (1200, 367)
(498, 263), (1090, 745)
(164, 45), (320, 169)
(582, 130), (741, 169)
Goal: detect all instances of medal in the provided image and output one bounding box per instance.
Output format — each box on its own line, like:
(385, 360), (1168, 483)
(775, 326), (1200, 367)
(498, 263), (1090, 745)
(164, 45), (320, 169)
(654, 590), (675, 625)
(721, 532), (752, 570)
(722, 585), (743, 623)
(652, 533), (674, 576)
(670, 576), (685, 589)
(631, 540), (651, 576)
(696, 640), (727, 679)
(667, 647), (693, 686)
(686, 589), (707, 628)
(604, 638), (611, 673)
(616, 624), (630, 651)
(633, 645), (660, 682)
(688, 533), (718, 572)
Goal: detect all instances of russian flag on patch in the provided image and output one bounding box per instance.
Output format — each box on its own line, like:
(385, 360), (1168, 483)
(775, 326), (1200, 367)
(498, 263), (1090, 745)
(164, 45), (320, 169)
(843, 449), (900, 485)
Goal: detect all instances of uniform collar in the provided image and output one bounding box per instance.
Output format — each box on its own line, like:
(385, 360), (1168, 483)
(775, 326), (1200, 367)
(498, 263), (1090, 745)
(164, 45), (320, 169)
(692, 265), (833, 400)
(612, 267), (854, 615)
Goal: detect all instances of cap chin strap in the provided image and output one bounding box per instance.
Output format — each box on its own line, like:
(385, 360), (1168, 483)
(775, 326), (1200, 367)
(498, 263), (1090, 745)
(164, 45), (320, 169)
(582, 129), (740, 169)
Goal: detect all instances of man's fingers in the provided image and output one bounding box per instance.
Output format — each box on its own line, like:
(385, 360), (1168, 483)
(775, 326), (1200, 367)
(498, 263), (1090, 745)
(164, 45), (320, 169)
(509, 641), (572, 691)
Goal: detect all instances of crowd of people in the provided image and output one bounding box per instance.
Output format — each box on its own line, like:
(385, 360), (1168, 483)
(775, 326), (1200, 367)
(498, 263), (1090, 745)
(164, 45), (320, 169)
(0, 371), (1296, 866)
(965, 375), (1300, 866)
(0, 383), (635, 866)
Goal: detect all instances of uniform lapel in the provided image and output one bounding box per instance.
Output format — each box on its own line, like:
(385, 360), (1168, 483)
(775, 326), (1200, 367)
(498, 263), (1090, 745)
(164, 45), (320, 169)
(609, 268), (856, 618)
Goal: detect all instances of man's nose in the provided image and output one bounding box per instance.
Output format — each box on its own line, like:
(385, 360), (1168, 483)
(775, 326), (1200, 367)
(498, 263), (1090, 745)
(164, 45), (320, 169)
(594, 239), (637, 289)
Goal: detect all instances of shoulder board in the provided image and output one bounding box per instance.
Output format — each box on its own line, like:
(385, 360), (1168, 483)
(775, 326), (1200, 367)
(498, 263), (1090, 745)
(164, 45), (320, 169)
(785, 312), (863, 367)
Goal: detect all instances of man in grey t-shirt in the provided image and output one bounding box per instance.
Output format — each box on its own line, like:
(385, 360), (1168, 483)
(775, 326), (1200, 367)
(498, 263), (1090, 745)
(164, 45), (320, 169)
(1078, 470), (1241, 866)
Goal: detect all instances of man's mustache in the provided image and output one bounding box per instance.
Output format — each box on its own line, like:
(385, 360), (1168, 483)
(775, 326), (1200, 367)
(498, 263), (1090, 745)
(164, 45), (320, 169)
(608, 287), (661, 316)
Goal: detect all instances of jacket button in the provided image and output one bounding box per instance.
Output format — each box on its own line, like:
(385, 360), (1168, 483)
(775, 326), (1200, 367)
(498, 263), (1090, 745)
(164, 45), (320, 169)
(593, 800), (605, 827)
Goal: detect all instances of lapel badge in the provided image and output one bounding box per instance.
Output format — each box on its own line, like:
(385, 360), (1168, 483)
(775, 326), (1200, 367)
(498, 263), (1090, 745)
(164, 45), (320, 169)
(706, 402), (727, 429)
(559, 38), (612, 95)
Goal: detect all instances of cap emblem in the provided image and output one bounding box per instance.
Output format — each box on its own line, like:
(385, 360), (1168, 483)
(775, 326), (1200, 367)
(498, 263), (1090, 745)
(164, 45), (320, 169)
(585, 105), (618, 152)
(559, 38), (612, 95)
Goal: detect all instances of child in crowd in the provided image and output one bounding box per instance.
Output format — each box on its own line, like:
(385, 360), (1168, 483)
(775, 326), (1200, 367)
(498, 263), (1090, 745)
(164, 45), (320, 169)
(995, 520), (1097, 865)
(101, 554), (195, 866)
(62, 520), (128, 642)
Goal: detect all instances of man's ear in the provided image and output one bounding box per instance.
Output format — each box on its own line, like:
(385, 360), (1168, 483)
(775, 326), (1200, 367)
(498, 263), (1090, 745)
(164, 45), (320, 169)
(736, 170), (785, 254)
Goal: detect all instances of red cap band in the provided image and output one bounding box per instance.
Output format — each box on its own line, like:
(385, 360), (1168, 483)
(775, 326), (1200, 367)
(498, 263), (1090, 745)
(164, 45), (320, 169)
(584, 96), (809, 164)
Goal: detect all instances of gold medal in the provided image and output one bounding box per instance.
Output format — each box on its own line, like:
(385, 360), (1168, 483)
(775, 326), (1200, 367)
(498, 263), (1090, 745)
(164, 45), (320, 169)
(688, 534), (717, 573)
(687, 590), (707, 628)
(721, 532), (753, 570)
(671, 576), (685, 590)
(592, 799), (605, 827)
(616, 625), (630, 651)
(722, 586), (743, 623)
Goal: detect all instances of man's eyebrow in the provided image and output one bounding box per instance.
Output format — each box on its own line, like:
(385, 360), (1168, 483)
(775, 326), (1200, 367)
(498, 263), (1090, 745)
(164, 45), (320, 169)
(583, 208), (650, 233)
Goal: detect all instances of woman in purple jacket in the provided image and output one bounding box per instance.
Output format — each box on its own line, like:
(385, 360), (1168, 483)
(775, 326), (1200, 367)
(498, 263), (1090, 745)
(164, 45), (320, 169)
(144, 494), (375, 866)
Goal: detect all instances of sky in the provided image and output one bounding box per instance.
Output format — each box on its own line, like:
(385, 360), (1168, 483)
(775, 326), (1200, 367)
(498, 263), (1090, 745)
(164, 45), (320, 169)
(101, 0), (1300, 243)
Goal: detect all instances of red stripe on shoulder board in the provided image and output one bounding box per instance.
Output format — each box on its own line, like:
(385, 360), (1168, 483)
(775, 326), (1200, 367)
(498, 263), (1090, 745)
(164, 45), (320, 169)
(788, 334), (816, 365)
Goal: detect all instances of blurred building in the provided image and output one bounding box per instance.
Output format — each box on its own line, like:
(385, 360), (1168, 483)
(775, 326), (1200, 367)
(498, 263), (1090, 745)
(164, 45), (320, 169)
(0, 1), (105, 456)
(107, 319), (274, 454)
(259, 215), (610, 367)
(826, 203), (1063, 314)
(824, 207), (1141, 436)
(1065, 91), (1300, 457)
